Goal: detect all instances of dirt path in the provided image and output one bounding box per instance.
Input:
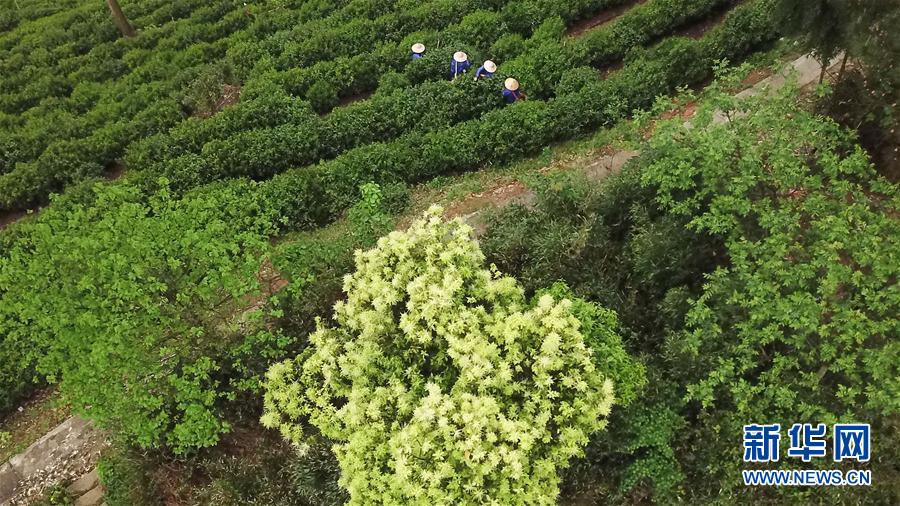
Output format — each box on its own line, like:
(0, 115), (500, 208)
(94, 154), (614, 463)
(0, 210), (30, 231)
(674, 0), (746, 40)
(566, 0), (647, 37)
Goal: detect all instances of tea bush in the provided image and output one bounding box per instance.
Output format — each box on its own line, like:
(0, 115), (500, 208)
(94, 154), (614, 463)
(261, 0), (776, 230)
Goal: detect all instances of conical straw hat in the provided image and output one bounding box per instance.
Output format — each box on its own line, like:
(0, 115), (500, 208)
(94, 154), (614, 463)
(412, 43), (425, 54)
(483, 60), (497, 73)
(504, 78), (519, 91)
(453, 51), (468, 63)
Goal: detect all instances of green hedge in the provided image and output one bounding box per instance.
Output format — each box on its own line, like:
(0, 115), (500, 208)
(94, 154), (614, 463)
(262, 0), (630, 107)
(132, 0), (730, 197)
(260, 0), (776, 228)
(0, 0), (741, 212)
(0, 0), (523, 211)
(0, 0), (294, 210)
(503, 0), (734, 98)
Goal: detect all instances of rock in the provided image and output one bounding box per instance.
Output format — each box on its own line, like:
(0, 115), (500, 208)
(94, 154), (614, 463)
(74, 485), (104, 506)
(67, 469), (99, 496)
(0, 461), (22, 504)
(8, 417), (93, 478)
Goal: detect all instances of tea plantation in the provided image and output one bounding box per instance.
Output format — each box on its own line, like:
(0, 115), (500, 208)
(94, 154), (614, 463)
(0, 0), (896, 504)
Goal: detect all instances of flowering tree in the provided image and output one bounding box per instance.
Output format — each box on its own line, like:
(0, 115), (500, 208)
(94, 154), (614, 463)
(262, 207), (624, 505)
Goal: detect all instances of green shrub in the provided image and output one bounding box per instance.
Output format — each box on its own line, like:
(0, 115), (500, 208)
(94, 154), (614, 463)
(480, 77), (900, 503)
(261, 0), (781, 230)
(180, 63), (234, 116)
(271, 183), (399, 336)
(490, 32), (526, 61)
(0, 180), (289, 454)
(647, 82), (900, 500)
(98, 446), (157, 506)
(286, 436), (348, 506)
(375, 71), (409, 95)
(306, 80), (341, 114)
(556, 66), (601, 95)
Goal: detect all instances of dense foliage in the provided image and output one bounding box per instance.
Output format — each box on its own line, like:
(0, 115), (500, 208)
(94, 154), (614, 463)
(262, 0), (777, 230)
(480, 82), (899, 503)
(0, 179), (284, 452)
(8, 0), (875, 503)
(262, 208), (642, 504)
(0, 180), (410, 454)
(0, 0), (775, 450)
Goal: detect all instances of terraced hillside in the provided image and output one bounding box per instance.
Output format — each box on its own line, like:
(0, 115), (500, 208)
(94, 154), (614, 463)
(0, 0), (771, 216)
(12, 0), (883, 504)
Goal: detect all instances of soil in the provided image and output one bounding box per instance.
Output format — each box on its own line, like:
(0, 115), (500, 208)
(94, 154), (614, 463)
(598, 61), (624, 79)
(0, 209), (30, 231)
(194, 84), (241, 119)
(566, 0), (648, 38)
(229, 258), (290, 323)
(337, 90), (374, 109)
(104, 161), (126, 181)
(659, 99), (698, 121)
(673, 0), (746, 40)
(741, 67), (773, 87)
(257, 258), (289, 296)
(444, 181), (531, 221)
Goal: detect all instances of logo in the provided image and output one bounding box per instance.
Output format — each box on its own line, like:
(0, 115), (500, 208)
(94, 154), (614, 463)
(741, 423), (872, 487)
(743, 423), (781, 463)
(833, 424), (870, 462)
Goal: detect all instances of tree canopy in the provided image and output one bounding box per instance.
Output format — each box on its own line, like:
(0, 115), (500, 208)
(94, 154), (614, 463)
(262, 207), (642, 505)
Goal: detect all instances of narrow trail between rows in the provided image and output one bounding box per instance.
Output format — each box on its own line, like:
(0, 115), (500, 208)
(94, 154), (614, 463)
(566, 0), (648, 37)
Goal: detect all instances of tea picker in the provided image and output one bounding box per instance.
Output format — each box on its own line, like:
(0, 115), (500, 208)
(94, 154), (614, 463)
(450, 51), (471, 79)
(473, 60), (497, 81)
(411, 43), (425, 60)
(503, 78), (525, 103)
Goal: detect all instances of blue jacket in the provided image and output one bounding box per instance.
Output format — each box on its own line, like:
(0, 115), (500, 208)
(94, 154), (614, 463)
(474, 65), (494, 80)
(411, 52), (423, 60)
(449, 59), (471, 79)
(503, 88), (523, 103)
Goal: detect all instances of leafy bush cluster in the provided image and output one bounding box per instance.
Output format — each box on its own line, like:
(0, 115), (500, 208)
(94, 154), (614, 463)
(0, 179), (283, 452)
(260, 0), (632, 108)
(125, 0), (640, 193)
(0, 0), (261, 210)
(479, 82), (899, 503)
(0, 0), (758, 211)
(503, 0), (735, 98)
(262, 207), (641, 504)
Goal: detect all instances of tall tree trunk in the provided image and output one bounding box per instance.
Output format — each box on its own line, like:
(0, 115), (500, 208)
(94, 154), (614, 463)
(107, 0), (136, 38)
